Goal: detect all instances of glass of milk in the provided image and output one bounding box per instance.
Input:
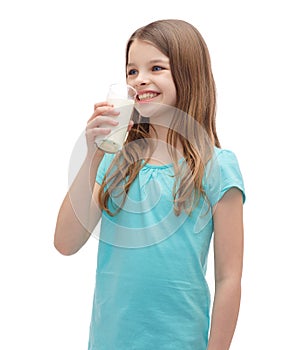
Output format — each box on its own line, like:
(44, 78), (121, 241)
(95, 83), (137, 153)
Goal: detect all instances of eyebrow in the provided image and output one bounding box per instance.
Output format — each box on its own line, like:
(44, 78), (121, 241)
(127, 59), (170, 67)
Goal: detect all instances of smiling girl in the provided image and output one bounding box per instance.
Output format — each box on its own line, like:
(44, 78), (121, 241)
(54, 19), (245, 350)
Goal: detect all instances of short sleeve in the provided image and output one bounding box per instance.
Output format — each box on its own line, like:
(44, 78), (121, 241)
(204, 149), (246, 207)
(96, 153), (116, 185)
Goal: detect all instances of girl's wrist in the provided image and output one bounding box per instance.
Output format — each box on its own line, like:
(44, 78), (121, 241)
(85, 145), (105, 163)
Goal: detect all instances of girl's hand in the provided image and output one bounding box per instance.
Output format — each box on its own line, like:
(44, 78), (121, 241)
(85, 101), (134, 156)
(85, 101), (120, 155)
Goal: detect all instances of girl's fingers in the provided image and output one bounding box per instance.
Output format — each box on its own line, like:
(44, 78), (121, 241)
(85, 101), (127, 150)
(86, 127), (111, 140)
(87, 115), (119, 129)
(85, 127), (111, 151)
(93, 101), (113, 111)
(87, 105), (119, 123)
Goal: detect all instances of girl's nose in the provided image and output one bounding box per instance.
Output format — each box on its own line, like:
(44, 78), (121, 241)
(134, 80), (149, 90)
(134, 73), (150, 87)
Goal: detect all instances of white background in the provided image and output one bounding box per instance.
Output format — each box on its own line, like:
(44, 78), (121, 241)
(1, 0), (289, 348)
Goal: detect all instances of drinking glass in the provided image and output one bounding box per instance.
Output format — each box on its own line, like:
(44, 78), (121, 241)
(95, 83), (137, 153)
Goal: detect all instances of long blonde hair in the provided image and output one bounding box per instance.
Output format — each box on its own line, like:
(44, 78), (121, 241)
(99, 19), (221, 216)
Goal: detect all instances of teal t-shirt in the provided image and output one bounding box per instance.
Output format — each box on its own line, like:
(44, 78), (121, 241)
(88, 147), (245, 350)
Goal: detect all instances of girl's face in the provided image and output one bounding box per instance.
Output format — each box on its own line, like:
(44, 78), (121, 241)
(126, 39), (177, 109)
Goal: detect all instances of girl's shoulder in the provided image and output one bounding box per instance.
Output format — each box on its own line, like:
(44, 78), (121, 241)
(208, 146), (244, 178)
(212, 146), (238, 160)
(204, 146), (246, 205)
(210, 146), (244, 173)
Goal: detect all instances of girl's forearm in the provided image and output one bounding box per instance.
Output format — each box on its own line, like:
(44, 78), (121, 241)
(54, 150), (104, 255)
(207, 278), (241, 350)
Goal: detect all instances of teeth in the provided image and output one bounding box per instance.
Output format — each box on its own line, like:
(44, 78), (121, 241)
(138, 92), (158, 100)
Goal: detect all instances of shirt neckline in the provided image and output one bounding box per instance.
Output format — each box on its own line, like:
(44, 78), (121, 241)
(142, 158), (184, 169)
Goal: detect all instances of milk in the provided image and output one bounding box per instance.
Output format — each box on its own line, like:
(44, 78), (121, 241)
(95, 98), (135, 153)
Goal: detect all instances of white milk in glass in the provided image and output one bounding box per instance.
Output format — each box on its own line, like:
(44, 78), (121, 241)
(95, 98), (135, 153)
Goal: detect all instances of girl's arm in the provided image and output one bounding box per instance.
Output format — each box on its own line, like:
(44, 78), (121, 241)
(54, 151), (104, 256)
(207, 187), (244, 350)
(54, 102), (119, 255)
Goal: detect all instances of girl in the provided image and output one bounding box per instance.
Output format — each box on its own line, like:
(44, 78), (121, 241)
(54, 19), (245, 350)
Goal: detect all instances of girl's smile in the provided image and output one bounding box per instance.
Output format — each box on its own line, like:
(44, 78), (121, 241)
(136, 90), (160, 102)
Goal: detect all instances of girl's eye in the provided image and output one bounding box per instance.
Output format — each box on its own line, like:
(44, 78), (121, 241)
(128, 69), (138, 75)
(152, 66), (163, 71)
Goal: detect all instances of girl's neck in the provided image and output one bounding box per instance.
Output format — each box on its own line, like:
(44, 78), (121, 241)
(146, 124), (183, 165)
